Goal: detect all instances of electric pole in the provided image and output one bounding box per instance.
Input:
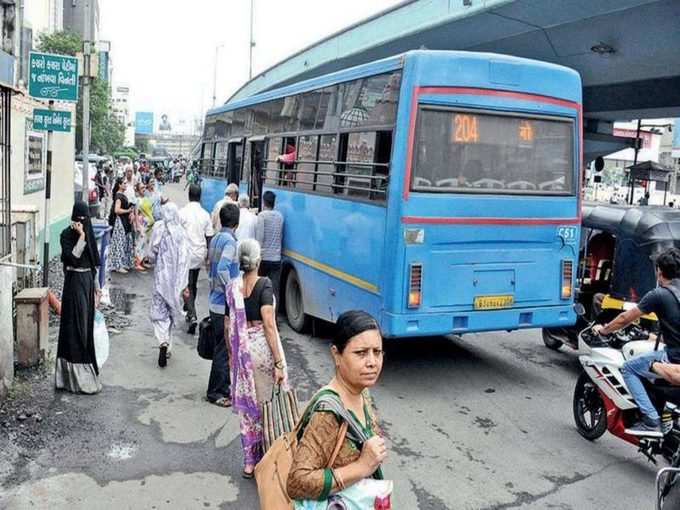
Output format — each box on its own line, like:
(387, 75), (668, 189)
(81, 0), (94, 205)
(249, 0), (255, 79)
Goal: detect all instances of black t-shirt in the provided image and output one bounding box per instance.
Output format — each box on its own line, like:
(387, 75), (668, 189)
(639, 286), (680, 353)
(225, 277), (274, 321)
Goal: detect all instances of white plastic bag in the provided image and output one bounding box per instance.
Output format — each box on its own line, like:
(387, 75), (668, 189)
(94, 310), (110, 367)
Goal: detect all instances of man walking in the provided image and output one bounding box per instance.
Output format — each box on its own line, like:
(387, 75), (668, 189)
(206, 203), (240, 407)
(211, 183), (239, 232)
(179, 184), (214, 334)
(256, 191), (284, 303)
(235, 193), (257, 241)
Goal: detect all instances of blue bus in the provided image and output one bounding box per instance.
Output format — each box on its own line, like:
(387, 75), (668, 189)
(199, 50), (582, 338)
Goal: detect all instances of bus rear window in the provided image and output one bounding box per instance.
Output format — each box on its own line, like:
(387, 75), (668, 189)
(412, 108), (575, 195)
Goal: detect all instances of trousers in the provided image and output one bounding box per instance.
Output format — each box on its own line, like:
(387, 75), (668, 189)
(622, 349), (669, 423)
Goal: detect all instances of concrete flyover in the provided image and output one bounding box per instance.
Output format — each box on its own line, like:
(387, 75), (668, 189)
(228, 0), (680, 124)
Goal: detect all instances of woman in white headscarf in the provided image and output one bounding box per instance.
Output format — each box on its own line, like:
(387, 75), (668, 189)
(146, 202), (190, 368)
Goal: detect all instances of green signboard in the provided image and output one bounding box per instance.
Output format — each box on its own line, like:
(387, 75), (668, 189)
(98, 51), (109, 82)
(33, 108), (72, 132)
(28, 51), (78, 102)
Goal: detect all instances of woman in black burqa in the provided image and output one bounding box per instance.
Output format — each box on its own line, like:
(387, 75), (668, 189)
(55, 201), (102, 394)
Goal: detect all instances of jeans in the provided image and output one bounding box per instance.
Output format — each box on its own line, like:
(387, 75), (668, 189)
(259, 260), (282, 305)
(186, 268), (200, 322)
(206, 311), (230, 402)
(622, 349), (669, 424)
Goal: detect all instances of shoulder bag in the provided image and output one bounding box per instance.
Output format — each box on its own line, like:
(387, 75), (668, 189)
(255, 391), (348, 510)
(197, 315), (214, 360)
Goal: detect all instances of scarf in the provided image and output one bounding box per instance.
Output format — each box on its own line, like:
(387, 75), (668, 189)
(63, 201), (100, 268)
(151, 203), (190, 316)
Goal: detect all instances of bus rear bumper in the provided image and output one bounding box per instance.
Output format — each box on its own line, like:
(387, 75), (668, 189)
(381, 305), (576, 338)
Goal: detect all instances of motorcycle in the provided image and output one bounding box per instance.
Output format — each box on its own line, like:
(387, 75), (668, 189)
(573, 324), (680, 508)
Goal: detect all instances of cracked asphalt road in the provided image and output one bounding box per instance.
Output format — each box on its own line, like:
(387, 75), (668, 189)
(0, 183), (659, 509)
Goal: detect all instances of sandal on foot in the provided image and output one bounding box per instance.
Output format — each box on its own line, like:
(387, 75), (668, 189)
(210, 397), (231, 408)
(242, 469), (255, 479)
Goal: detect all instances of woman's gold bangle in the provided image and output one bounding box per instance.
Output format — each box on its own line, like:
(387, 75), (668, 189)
(274, 360), (284, 369)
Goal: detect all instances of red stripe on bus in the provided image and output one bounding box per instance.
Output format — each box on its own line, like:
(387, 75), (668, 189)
(401, 216), (581, 225)
(402, 86), (582, 201)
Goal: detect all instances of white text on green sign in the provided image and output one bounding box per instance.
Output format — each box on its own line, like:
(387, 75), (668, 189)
(28, 52), (79, 102)
(33, 109), (72, 132)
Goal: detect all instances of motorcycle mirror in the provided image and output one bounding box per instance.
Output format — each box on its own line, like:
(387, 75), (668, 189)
(574, 303), (586, 316)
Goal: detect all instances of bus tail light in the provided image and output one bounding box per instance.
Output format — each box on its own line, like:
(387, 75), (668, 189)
(561, 259), (573, 300)
(408, 263), (423, 308)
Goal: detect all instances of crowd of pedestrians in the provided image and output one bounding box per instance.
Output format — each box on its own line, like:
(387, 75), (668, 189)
(54, 172), (390, 504)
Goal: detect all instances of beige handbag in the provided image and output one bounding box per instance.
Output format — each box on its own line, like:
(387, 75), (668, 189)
(255, 393), (348, 510)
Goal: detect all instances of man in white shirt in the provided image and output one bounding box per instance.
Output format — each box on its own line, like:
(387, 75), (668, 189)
(179, 184), (214, 333)
(235, 194), (257, 241)
(211, 182), (239, 232)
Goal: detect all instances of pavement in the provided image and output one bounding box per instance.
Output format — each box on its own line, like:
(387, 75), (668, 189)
(0, 182), (661, 509)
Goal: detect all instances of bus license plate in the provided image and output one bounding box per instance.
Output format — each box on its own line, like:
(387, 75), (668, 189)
(474, 295), (514, 310)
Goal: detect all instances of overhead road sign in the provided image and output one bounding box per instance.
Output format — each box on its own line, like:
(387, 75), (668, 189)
(33, 108), (72, 132)
(28, 51), (79, 102)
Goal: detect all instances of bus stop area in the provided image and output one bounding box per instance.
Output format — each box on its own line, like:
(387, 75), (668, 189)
(0, 182), (658, 510)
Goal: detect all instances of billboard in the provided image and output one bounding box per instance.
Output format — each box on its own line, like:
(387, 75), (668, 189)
(135, 112), (154, 135)
(673, 119), (680, 158)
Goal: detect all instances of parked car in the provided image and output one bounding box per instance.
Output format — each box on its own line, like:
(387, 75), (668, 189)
(74, 162), (99, 217)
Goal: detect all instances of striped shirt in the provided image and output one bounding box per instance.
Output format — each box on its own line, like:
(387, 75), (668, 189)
(208, 228), (240, 315)
(256, 209), (284, 262)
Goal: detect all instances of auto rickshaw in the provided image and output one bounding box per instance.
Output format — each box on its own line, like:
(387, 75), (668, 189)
(542, 203), (680, 350)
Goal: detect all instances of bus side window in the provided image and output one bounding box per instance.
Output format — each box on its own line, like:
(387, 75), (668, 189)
(373, 131), (392, 200)
(265, 137), (283, 186)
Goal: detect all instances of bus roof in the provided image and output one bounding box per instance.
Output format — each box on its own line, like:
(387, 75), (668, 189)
(207, 50), (580, 118)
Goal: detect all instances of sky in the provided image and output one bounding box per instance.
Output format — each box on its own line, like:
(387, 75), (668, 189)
(99, 0), (403, 134)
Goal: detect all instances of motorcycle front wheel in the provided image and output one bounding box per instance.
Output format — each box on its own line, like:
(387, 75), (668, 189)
(573, 372), (608, 440)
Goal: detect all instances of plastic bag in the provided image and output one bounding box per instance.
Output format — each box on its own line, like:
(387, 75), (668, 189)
(294, 479), (393, 510)
(94, 310), (110, 367)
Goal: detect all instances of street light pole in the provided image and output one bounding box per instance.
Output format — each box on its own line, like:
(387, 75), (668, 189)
(81, 0), (95, 206)
(249, 0), (255, 80)
(212, 44), (224, 108)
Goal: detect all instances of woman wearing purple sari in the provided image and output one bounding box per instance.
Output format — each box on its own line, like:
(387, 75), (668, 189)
(225, 238), (287, 478)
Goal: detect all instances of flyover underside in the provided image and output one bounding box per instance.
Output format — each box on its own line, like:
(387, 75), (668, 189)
(231, 0), (680, 121)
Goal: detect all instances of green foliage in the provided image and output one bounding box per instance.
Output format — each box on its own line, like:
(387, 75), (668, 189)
(36, 30), (127, 155)
(36, 30), (81, 56)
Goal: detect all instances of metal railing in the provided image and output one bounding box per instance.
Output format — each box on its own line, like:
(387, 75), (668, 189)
(263, 158), (388, 200)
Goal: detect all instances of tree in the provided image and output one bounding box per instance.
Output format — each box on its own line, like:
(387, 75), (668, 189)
(36, 31), (126, 155)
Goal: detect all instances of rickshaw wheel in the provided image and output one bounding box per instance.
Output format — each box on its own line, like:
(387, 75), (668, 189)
(542, 328), (564, 350)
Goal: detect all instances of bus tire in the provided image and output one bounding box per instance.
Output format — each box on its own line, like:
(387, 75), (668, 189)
(285, 270), (310, 333)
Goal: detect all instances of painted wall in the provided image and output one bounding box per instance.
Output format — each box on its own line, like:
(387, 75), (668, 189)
(11, 93), (76, 258)
(0, 265), (14, 398)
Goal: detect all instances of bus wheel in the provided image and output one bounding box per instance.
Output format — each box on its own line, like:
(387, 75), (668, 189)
(285, 270), (310, 333)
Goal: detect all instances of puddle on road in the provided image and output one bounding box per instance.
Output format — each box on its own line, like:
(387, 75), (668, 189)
(108, 288), (138, 315)
(107, 442), (138, 461)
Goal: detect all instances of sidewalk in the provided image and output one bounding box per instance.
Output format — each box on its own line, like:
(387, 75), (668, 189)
(0, 201), (263, 508)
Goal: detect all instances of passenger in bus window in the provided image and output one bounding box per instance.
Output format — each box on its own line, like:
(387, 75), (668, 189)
(276, 144), (296, 186)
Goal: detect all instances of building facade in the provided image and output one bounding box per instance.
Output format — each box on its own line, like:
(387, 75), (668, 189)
(112, 84), (134, 146)
(62, 0), (98, 40)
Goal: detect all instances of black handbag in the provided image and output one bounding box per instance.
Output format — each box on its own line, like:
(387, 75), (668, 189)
(197, 316), (214, 360)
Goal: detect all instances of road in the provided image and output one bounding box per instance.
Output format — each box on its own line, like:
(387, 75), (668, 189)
(0, 182), (658, 509)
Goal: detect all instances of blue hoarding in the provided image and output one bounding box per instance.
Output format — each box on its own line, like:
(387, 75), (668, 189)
(135, 112), (154, 135)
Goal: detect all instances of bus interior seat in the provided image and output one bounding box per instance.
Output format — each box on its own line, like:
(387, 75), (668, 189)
(435, 178), (458, 188)
(414, 177), (432, 187)
(507, 180), (537, 190)
(472, 178), (505, 189)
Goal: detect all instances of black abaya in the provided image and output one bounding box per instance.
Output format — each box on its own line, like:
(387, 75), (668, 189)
(55, 202), (102, 394)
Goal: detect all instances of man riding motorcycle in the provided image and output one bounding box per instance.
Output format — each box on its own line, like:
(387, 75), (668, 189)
(593, 248), (680, 437)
